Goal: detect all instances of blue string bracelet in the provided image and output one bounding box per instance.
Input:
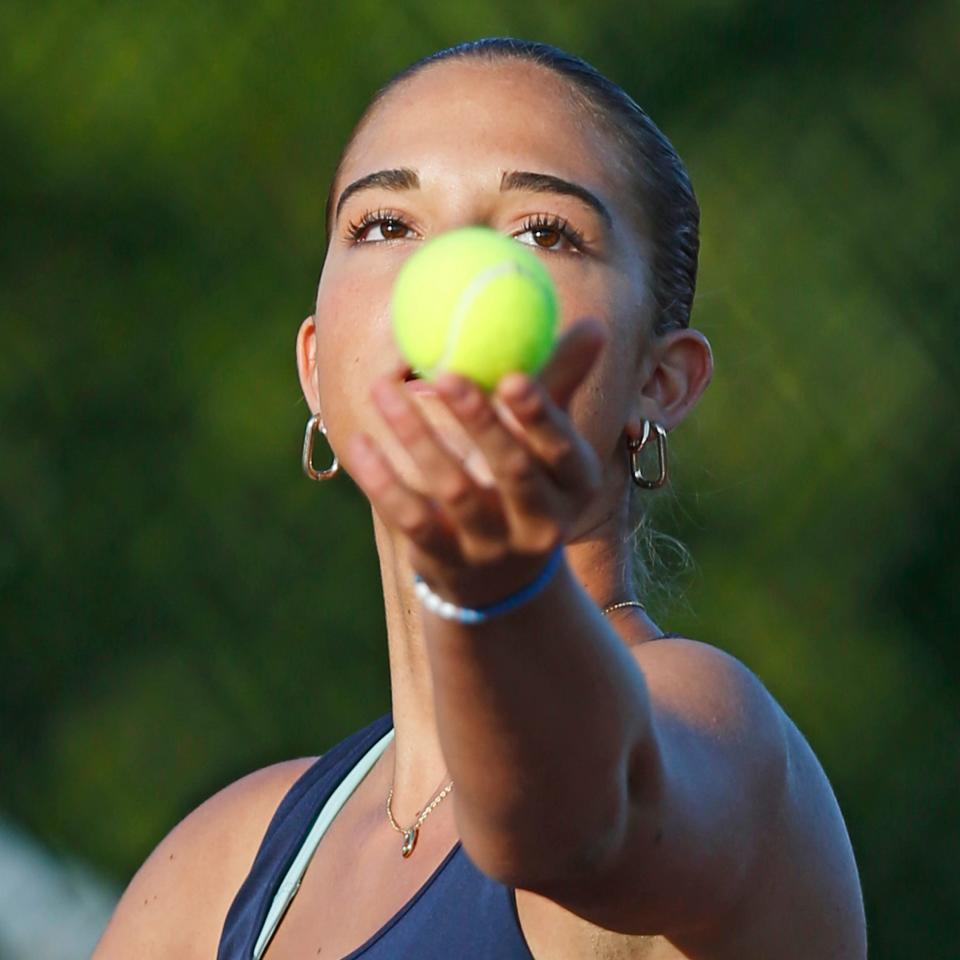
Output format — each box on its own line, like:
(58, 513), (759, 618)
(413, 548), (564, 625)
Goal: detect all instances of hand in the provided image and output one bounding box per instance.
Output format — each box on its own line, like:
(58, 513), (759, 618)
(341, 318), (608, 607)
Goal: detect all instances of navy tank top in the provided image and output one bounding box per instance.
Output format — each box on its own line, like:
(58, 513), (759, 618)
(216, 712), (535, 959)
(218, 632), (682, 958)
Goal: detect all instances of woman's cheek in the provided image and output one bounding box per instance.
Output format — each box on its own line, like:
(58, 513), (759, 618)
(315, 359), (367, 447)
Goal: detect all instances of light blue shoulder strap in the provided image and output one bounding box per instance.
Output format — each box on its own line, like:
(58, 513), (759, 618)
(252, 727), (396, 959)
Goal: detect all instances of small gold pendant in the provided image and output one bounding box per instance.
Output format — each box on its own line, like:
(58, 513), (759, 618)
(401, 826), (419, 858)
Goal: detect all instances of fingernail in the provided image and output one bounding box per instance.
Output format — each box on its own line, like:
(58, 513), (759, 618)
(500, 374), (534, 402)
(436, 373), (469, 400)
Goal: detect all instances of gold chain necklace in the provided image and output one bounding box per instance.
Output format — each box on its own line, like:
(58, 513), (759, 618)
(385, 597), (645, 858)
(602, 599), (645, 615)
(386, 778), (454, 858)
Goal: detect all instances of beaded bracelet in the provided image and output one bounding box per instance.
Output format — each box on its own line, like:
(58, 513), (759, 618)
(413, 547), (564, 625)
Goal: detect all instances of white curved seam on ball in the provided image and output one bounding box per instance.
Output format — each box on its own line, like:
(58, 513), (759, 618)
(426, 259), (546, 378)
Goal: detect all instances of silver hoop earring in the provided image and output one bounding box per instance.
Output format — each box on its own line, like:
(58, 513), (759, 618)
(627, 419), (668, 489)
(302, 412), (339, 481)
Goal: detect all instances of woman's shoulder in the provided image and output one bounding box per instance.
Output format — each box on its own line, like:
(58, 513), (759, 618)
(632, 634), (866, 954)
(92, 755), (320, 960)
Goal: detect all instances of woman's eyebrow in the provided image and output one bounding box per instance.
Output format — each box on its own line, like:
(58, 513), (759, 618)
(335, 168), (420, 222)
(332, 168), (611, 228)
(500, 171), (612, 226)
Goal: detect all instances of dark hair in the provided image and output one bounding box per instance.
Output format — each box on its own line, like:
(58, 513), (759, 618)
(322, 38), (697, 608)
(323, 37), (700, 336)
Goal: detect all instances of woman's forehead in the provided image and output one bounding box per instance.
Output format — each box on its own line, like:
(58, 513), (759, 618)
(339, 58), (626, 191)
(369, 58), (584, 129)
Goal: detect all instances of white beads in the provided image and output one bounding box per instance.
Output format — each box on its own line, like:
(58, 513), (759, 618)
(414, 577), (487, 623)
(412, 549), (563, 626)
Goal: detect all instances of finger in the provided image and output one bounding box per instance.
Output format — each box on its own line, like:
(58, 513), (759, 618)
(538, 318), (607, 410)
(434, 373), (564, 542)
(371, 378), (510, 552)
(495, 374), (601, 493)
(342, 432), (460, 562)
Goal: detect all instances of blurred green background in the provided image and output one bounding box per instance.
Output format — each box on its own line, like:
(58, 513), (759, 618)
(1, 1), (957, 957)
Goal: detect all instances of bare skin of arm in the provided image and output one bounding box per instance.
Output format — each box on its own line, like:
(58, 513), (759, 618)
(91, 757), (316, 960)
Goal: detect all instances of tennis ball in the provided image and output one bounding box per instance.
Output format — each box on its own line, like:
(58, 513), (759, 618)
(391, 226), (558, 391)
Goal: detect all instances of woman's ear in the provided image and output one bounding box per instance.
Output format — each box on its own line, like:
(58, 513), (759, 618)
(296, 315), (321, 414)
(627, 327), (714, 436)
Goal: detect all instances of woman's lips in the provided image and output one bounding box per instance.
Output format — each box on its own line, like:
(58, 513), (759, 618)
(403, 374), (437, 396)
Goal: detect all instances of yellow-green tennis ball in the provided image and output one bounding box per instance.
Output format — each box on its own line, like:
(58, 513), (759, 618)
(391, 226), (558, 391)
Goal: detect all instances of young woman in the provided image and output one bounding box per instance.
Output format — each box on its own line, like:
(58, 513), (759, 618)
(94, 38), (867, 960)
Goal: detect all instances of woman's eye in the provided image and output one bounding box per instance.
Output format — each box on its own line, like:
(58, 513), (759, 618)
(348, 214), (413, 243)
(517, 226), (562, 248)
(514, 220), (582, 252)
(363, 219), (410, 242)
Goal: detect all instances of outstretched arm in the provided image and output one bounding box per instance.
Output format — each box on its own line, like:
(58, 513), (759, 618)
(342, 319), (864, 952)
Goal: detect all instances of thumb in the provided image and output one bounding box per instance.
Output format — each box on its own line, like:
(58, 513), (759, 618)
(539, 318), (608, 410)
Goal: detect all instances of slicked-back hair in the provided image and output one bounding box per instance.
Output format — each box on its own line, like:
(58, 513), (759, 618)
(323, 37), (700, 336)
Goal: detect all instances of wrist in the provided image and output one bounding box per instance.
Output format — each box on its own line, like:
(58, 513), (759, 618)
(414, 548), (565, 624)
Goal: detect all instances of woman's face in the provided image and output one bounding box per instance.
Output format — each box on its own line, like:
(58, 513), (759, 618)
(304, 58), (660, 528)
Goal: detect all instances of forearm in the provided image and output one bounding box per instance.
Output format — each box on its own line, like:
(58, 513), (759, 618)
(422, 556), (656, 887)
